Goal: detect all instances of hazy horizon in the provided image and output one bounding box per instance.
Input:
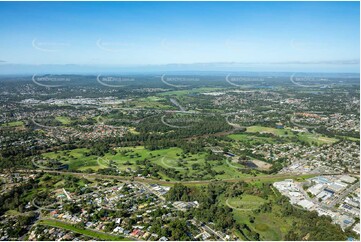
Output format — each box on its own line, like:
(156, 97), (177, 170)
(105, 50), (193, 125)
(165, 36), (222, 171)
(0, 62), (360, 75)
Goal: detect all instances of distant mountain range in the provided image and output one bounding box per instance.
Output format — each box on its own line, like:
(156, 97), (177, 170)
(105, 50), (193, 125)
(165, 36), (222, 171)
(0, 61), (359, 75)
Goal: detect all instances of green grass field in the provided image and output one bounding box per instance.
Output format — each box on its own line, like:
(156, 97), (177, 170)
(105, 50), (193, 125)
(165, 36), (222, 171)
(340, 136), (360, 142)
(41, 146), (253, 181)
(246, 126), (289, 136)
(215, 175), (321, 241)
(1, 121), (24, 127)
(297, 132), (338, 145)
(228, 133), (275, 144)
(38, 219), (128, 241)
(55, 116), (71, 125)
(226, 194), (266, 210)
(244, 125), (338, 145)
(224, 193), (295, 240)
(41, 148), (101, 171)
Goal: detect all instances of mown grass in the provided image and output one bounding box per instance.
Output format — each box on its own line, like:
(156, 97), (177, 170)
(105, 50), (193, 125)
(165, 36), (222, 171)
(226, 194), (266, 210)
(1, 121), (24, 127)
(297, 133), (338, 145)
(41, 146), (253, 181)
(227, 194), (294, 240)
(236, 125), (338, 145)
(55, 116), (71, 125)
(228, 133), (275, 144)
(246, 126), (289, 136)
(38, 219), (128, 241)
(42, 148), (99, 171)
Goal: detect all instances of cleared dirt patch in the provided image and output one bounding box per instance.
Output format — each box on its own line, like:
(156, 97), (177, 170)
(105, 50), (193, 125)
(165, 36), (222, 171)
(252, 159), (272, 170)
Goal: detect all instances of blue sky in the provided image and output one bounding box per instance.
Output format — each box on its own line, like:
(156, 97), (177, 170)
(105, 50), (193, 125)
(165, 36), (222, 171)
(0, 2), (359, 73)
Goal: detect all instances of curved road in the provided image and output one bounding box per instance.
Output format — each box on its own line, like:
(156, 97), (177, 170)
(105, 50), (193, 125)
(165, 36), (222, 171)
(225, 198), (253, 211)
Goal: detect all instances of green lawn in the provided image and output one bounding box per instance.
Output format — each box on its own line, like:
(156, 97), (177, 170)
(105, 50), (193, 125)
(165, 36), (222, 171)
(339, 136), (360, 142)
(126, 96), (173, 109)
(246, 126), (289, 136)
(228, 195), (294, 240)
(225, 194), (266, 210)
(38, 219), (128, 241)
(297, 133), (338, 145)
(228, 133), (275, 144)
(240, 125), (338, 145)
(42, 148), (100, 171)
(1, 121), (24, 127)
(41, 146), (253, 181)
(111, 146), (251, 180)
(5, 210), (22, 216)
(217, 179), (323, 241)
(55, 116), (71, 125)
